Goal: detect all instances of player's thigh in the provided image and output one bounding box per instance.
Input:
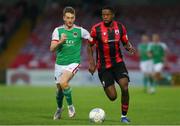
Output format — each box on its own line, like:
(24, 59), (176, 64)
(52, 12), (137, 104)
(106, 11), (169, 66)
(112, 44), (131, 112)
(60, 70), (74, 85)
(104, 84), (117, 100)
(153, 63), (164, 73)
(113, 62), (130, 85)
(54, 64), (64, 84)
(140, 61), (147, 73)
(61, 63), (80, 84)
(146, 60), (153, 74)
(55, 63), (79, 85)
(118, 78), (129, 90)
(98, 69), (115, 88)
(140, 60), (153, 74)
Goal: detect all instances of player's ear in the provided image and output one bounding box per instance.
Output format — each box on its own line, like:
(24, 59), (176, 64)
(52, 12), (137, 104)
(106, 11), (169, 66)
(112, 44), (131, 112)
(63, 15), (65, 21)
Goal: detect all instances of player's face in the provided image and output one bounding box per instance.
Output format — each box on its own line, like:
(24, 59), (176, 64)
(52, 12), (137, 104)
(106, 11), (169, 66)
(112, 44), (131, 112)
(141, 35), (149, 43)
(152, 34), (160, 43)
(102, 9), (114, 24)
(63, 12), (75, 28)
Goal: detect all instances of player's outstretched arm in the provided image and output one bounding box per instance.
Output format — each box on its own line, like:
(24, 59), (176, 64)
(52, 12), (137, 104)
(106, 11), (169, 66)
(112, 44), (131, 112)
(87, 43), (96, 75)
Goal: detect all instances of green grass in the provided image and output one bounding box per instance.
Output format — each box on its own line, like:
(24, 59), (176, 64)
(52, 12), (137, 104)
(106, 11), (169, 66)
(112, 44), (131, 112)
(0, 85), (180, 125)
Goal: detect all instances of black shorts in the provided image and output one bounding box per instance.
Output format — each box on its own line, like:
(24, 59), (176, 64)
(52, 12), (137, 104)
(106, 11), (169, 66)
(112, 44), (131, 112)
(98, 62), (130, 88)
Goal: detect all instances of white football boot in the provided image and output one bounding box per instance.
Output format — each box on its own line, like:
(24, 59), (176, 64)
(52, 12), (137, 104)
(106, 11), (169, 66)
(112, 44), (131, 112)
(68, 105), (76, 118)
(53, 107), (63, 120)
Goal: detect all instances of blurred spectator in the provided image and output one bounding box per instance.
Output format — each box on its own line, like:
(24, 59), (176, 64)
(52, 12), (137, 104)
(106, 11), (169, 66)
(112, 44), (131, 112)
(0, 4), (7, 52)
(8, 2), (179, 71)
(15, 0), (28, 18)
(29, 1), (39, 30)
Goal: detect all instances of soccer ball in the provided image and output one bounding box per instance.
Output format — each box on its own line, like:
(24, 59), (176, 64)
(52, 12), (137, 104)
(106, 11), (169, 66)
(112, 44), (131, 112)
(89, 108), (105, 123)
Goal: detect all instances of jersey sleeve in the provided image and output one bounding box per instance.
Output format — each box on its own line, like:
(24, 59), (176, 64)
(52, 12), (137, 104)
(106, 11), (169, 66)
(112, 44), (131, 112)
(52, 28), (59, 41)
(81, 27), (91, 39)
(120, 24), (129, 45)
(89, 26), (97, 45)
(160, 42), (168, 50)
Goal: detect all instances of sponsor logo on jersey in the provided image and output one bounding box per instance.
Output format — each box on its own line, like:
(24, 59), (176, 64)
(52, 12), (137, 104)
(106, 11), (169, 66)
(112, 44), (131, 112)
(66, 40), (74, 46)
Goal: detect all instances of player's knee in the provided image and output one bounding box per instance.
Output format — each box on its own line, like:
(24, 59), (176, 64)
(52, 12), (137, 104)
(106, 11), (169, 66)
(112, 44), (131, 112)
(59, 81), (69, 89)
(123, 85), (129, 91)
(57, 83), (65, 90)
(109, 94), (117, 101)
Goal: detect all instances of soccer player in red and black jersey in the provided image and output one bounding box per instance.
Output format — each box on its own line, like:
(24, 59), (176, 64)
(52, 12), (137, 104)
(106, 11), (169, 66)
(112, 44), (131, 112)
(87, 6), (136, 124)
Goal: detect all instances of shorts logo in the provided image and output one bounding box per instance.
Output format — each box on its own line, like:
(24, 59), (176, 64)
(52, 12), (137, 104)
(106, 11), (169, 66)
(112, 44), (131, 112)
(102, 81), (105, 87)
(122, 72), (128, 76)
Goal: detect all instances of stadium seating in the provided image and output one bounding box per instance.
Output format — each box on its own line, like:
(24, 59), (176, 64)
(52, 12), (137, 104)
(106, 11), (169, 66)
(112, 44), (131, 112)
(0, 2), (23, 53)
(9, 4), (180, 71)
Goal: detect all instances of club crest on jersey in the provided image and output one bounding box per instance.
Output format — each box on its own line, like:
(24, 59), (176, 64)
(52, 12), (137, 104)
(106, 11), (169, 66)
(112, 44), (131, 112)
(103, 32), (107, 36)
(115, 30), (119, 35)
(73, 32), (78, 37)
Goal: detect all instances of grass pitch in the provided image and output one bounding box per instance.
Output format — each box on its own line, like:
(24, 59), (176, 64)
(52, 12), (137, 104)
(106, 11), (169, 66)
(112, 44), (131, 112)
(0, 85), (180, 125)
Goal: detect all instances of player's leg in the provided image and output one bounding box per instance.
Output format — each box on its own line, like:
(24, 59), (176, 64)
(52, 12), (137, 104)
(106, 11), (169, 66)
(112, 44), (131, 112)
(140, 61), (148, 92)
(56, 84), (64, 109)
(98, 69), (117, 101)
(113, 62), (130, 123)
(104, 85), (117, 101)
(59, 63), (79, 118)
(53, 84), (64, 120)
(145, 60), (154, 93)
(59, 70), (76, 118)
(118, 78), (129, 117)
(154, 63), (164, 81)
(151, 63), (164, 93)
(53, 65), (65, 120)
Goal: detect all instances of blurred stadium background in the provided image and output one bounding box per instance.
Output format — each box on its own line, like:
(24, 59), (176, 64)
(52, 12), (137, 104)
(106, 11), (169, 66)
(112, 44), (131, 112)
(0, 0), (180, 125)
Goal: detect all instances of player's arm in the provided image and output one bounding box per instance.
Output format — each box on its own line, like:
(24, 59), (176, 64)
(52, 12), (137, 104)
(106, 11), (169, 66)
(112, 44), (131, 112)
(81, 27), (93, 42)
(120, 24), (136, 55)
(87, 43), (96, 75)
(86, 27), (96, 75)
(123, 41), (136, 55)
(50, 29), (67, 52)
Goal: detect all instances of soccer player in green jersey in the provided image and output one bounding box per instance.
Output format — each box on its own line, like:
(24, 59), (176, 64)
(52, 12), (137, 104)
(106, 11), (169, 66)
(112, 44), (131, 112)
(50, 6), (92, 120)
(138, 34), (154, 93)
(148, 34), (168, 90)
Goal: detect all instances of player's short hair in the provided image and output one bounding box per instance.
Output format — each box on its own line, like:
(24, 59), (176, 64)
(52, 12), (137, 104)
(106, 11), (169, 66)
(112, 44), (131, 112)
(102, 6), (114, 14)
(63, 6), (75, 15)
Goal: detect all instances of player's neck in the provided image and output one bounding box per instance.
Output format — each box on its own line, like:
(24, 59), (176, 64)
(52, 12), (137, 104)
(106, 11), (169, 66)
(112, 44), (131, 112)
(64, 24), (74, 30)
(104, 21), (113, 27)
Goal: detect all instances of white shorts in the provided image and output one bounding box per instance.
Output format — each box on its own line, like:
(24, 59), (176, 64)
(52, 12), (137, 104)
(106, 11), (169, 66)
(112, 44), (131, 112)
(153, 63), (164, 73)
(54, 63), (80, 84)
(140, 60), (153, 74)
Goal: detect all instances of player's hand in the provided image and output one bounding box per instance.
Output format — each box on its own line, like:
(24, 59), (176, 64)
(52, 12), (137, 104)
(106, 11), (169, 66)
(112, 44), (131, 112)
(128, 47), (136, 55)
(88, 62), (96, 75)
(59, 33), (67, 43)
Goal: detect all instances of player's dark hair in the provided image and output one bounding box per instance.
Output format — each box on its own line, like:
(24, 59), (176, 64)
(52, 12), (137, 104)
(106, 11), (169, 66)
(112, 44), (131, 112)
(63, 6), (75, 15)
(102, 6), (114, 14)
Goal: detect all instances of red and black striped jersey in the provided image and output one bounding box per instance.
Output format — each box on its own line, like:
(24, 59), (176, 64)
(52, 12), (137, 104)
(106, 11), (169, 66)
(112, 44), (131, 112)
(89, 21), (129, 70)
